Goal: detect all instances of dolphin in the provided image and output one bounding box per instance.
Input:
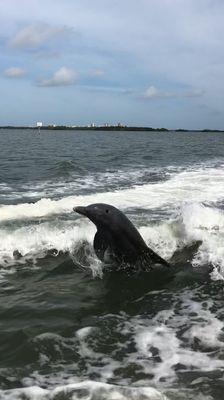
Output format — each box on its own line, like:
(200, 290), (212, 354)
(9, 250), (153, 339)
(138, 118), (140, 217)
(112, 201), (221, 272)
(74, 203), (170, 272)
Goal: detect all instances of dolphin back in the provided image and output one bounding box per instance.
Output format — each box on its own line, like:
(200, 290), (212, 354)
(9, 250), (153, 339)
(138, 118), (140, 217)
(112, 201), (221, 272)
(143, 247), (170, 268)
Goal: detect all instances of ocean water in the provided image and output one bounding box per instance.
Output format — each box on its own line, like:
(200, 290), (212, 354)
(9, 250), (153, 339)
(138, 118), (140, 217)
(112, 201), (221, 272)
(0, 129), (224, 400)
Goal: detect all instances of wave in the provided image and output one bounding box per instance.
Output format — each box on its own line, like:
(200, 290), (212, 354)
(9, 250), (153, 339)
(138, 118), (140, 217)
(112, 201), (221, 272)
(0, 288), (223, 399)
(0, 163), (223, 278)
(0, 220), (95, 269)
(0, 380), (168, 400)
(0, 163), (224, 223)
(0, 166), (172, 203)
(0, 202), (223, 280)
(0, 160), (223, 204)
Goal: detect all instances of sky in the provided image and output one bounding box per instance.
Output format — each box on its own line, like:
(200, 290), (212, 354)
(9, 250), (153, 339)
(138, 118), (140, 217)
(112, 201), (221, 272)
(1, 0), (224, 129)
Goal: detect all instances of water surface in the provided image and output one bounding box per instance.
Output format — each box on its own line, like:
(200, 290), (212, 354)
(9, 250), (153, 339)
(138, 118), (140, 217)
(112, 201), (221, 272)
(0, 129), (224, 400)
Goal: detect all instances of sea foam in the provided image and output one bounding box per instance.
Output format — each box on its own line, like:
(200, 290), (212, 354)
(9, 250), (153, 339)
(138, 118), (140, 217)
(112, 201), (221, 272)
(0, 165), (223, 278)
(0, 164), (223, 223)
(0, 380), (168, 400)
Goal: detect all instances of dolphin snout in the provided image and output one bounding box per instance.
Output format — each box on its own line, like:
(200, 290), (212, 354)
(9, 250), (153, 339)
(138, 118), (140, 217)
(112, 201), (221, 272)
(73, 206), (87, 216)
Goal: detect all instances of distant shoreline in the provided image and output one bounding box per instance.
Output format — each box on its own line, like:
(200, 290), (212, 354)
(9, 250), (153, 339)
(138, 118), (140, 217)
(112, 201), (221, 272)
(0, 126), (223, 132)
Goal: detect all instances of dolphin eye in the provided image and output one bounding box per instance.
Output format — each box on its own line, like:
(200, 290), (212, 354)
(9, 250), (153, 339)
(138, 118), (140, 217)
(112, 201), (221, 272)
(105, 209), (109, 213)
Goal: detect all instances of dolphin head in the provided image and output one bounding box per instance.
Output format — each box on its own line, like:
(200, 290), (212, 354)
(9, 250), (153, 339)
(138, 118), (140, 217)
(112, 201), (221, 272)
(74, 203), (121, 230)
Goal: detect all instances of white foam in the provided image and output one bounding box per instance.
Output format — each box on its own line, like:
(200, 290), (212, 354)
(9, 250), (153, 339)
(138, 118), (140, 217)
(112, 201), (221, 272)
(120, 289), (224, 385)
(0, 166), (170, 202)
(0, 201), (224, 279)
(0, 381), (168, 400)
(0, 165), (223, 223)
(0, 164), (223, 278)
(0, 386), (46, 400)
(139, 223), (181, 261)
(0, 220), (95, 269)
(0, 290), (222, 397)
(140, 202), (224, 277)
(181, 203), (224, 278)
(22, 290), (223, 391)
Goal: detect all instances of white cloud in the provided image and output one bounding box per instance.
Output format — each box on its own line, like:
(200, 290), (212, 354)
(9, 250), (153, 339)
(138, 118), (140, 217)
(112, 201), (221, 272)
(144, 86), (174, 99)
(4, 67), (26, 78)
(38, 67), (78, 87)
(90, 69), (105, 77)
(184, 89), (205, 98)
(0, 0), (223, 127)
(143, 86), (205, 100)
(10, 23), (71, 49)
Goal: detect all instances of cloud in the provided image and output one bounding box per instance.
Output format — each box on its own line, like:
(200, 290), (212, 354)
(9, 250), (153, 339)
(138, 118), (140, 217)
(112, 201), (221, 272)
(10, 23), (71, 49)
(90, 69), (105, 77)
(143, 86), (174, 99)
(4, 67), (26, 78)
(82, 84), (133, 94)
(35, 50), (61, 59)
(184, 89), (205, 98)
(0, 0), (223, 128)
(38, 67), (78, 87)
(143, 86), (205, 100)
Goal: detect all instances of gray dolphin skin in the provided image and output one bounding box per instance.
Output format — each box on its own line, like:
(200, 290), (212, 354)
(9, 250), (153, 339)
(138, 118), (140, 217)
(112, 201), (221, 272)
(74, 203), (170, 271)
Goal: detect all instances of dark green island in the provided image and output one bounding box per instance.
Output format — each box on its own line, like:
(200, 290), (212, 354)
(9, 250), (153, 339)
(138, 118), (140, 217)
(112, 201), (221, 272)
(0, 125), (223, 132)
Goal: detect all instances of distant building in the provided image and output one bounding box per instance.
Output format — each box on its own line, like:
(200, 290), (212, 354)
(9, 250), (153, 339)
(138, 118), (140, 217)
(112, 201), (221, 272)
(117, 122), (126, 127)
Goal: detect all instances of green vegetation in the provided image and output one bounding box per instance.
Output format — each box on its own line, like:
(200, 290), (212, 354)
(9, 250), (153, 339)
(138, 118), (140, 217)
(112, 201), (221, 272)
(0, 126), (223, 132)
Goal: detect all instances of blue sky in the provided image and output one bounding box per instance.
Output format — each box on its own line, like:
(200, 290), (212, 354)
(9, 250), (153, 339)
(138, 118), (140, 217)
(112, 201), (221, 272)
(1, 0), (224, 129)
